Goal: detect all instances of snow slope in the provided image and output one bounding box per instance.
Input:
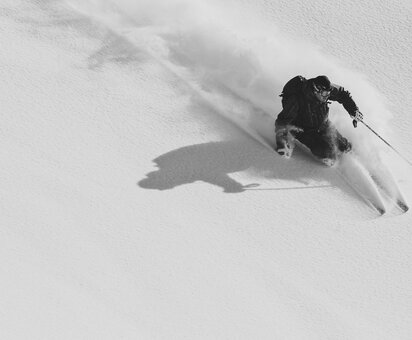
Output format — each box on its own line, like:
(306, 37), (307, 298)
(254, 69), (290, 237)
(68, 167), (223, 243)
(1, 0), (412, 339)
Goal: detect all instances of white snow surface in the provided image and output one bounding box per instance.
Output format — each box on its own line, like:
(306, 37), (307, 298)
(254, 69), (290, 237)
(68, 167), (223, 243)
(1, 0), (412, 339)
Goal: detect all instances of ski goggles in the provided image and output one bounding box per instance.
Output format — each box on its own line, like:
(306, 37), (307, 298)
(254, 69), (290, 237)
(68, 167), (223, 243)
(313, 84), (331, 96)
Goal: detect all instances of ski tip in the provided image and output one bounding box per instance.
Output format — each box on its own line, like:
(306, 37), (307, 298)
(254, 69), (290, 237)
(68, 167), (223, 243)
(370, 204), (386, 215)
(397, 200), (409, 213)
(376, 207), (386, 215)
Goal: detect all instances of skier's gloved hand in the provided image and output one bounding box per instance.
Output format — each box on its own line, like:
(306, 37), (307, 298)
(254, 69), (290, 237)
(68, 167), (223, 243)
(350, 110), (363, 128)
(352, 110), (363, 121)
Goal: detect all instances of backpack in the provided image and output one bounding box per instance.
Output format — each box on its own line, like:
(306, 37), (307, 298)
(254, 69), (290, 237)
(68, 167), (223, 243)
(280, 75), (306, 99)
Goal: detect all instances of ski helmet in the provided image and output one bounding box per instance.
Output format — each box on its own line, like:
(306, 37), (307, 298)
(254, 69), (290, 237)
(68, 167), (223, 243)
(311, 75), (332, 102)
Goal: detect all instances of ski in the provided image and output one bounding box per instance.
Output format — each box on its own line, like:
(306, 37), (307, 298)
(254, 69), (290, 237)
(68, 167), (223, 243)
(289, 140), (387, 215)
(223, 118), (402, 216)
(335, 153), (387, 215)
(362, 156), (409, 213)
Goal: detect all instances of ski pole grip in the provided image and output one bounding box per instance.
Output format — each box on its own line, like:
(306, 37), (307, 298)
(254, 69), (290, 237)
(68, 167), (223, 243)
(353, 119), (358, 128)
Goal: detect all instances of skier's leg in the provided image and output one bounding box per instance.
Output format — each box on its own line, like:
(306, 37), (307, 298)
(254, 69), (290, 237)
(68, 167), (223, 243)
(275, 125), (301, 158)
(335, 130), (352, 153)
(319, 123), (355, 159)
(276, 128), (293, 157)
(296, 130), (337, 162)
(320, 122), (352, 154)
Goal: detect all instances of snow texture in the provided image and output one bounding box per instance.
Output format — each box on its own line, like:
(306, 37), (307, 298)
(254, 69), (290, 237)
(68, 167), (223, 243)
(1, 0), (412, 339)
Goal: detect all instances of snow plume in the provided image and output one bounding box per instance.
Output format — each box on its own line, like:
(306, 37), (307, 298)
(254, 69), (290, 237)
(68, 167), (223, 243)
(67, 0), (393, 162)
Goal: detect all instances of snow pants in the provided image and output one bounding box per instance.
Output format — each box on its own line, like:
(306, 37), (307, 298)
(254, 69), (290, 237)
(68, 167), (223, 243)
(295, 123), (351, 160)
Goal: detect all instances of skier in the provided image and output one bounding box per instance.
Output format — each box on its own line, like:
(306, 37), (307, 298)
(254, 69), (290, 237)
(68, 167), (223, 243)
(275, 75), (363, 165)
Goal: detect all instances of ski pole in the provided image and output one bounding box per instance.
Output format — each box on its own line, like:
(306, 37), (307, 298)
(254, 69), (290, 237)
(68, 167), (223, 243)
(355, 117), (412, 167)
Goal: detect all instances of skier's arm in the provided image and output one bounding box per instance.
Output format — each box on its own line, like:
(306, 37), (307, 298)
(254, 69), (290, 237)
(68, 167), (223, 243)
(329, 85), (359, 116)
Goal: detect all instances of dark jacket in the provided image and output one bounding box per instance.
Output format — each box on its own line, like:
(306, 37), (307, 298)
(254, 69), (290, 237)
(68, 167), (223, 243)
(275, 76), (358, 131)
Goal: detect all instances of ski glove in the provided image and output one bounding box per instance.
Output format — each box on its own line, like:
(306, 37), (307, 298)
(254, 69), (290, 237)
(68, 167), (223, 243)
(350, 110), (363, 128)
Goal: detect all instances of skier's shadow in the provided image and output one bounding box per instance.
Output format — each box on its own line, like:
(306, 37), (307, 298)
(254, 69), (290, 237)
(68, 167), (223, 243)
(138, 139), (336, 193)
